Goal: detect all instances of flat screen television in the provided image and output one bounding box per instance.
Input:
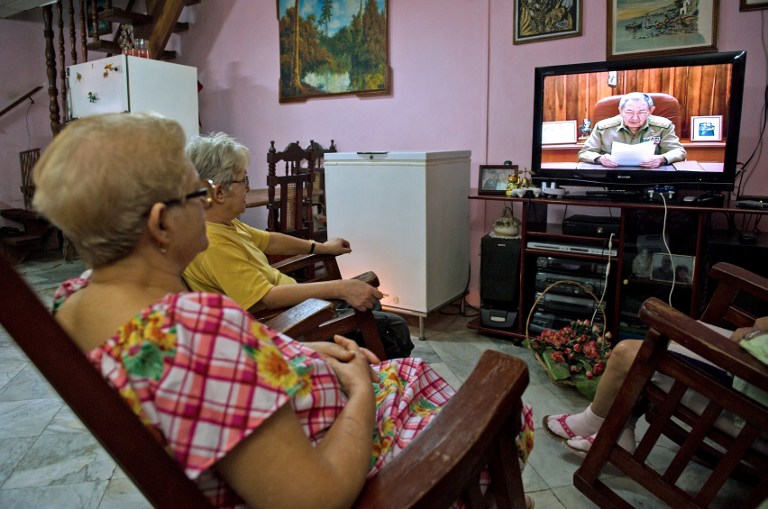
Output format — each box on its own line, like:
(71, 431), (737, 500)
(531, 50), (746, 193)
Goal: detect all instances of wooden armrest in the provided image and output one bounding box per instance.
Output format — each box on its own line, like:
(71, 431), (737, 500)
(709, 262), (768, 300)
(262, 298), (336, 338)
(270, 253), (342, 281)
(354, 350), (529, 508)
(351, 270), (379, 288)
(640, 297), (768, 392)
(701, 262), (768, 328)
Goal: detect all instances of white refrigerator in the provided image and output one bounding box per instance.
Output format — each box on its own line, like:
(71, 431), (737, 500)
(324, 150), (471, 337)
(66, 55), (199, 140)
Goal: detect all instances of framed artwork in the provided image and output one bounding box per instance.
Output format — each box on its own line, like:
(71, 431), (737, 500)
(513, 0), (582, 45)
(607, 0), (719, 59)
(542, 120), (578, 144)
(650, 253), (694, 285)
(740, 0), (768, 11)
(690, 115), (723, 142)
(87, 0), (111, 37)
(277, 0), (390, 102)
(478, 164), (518, 195)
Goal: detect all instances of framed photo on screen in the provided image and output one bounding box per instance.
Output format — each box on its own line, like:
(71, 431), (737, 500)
(690, 115), (722, 142)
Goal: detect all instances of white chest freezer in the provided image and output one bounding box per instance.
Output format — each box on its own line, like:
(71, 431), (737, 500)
(66, 55), (199, 140)
(325, 150), (471, 317)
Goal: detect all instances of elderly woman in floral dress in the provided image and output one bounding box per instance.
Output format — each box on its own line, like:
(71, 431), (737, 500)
(34, 112), (534, 509)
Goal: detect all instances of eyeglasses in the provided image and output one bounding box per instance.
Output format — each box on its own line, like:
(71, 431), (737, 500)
(621, 110), (649, 118)
(163, 179), (214, 208)
(231, 175), (250, 187)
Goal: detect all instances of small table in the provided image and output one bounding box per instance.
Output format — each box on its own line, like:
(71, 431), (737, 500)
(245, 188), (272, 208)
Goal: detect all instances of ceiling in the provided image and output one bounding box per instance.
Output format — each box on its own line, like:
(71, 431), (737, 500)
(0, 0), (56, 19)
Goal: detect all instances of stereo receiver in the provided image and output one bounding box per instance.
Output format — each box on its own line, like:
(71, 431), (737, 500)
(535, 272), (606, 296)
(536, 256), (608, 276)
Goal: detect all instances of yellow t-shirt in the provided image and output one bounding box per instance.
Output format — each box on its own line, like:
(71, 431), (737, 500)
(183, 219), (296, 311)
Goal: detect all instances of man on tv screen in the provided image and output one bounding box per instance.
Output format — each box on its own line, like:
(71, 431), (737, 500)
(578, 92), (686, 168)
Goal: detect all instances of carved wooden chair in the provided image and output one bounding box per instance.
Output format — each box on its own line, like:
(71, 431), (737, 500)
(306, 139), (337, 242)
(0, 251), (530, 509)
(266, 140), (316, 241)
(574, 262), (768, 508)
(252, 252), (389, 361)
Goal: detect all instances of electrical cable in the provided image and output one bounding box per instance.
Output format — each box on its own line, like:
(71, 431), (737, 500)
(25, 97), (34, 150)
(440, 261), (480, 317)
(590, 232), (614, 326)
(659, 194), (677, 306)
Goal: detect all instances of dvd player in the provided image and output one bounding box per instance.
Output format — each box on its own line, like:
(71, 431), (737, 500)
(528, 241), (617, 257)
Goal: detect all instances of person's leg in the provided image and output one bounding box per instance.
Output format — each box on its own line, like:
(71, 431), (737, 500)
(544, 340), (642, 440)
(371, 310), (414, 358)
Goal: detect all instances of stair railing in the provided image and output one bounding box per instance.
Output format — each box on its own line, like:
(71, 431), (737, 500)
(0, 86), (43, 121)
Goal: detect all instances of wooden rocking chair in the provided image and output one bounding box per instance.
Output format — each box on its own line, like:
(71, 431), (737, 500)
(574, 262), (768, 508)
(0, 251), (530, 508)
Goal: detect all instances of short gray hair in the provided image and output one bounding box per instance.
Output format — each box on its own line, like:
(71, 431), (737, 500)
(619, 92), (654, 110)
(33, 113), (189, 267)
(185, 132), (250, 188)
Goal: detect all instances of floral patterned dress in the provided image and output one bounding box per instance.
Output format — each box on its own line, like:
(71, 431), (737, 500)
(54, 273), (534, 508)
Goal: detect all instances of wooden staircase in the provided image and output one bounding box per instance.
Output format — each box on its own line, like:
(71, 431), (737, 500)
(42, 0), (199, 136)
(32, 0), (199, 262)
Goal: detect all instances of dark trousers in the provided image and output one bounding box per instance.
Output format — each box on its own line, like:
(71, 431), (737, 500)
(336, 302), (414, 358)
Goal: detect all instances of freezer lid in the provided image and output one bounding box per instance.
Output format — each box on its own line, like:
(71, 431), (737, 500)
(325, 150), (471, 163)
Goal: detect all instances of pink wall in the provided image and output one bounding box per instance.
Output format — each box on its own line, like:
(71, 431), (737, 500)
(0, 17), (52, 215)
(1, 1), (766, 304)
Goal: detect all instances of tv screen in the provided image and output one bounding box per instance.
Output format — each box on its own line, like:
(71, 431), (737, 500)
(531, 51), (746, 193)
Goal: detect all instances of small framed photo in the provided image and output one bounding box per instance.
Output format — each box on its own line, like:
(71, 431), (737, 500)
(478, 164), (518, 195)
(690, 115), (723, 142)
(542, 120), (578, 145)
(650, 253), (694, 286)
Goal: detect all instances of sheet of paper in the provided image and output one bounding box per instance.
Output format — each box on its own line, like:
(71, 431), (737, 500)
(610, 141), (655, 166)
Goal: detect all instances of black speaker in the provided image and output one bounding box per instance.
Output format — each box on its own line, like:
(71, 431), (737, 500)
(480, 235), (521, 327)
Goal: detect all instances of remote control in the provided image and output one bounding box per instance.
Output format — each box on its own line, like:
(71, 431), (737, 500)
(736, 200), (767, 210)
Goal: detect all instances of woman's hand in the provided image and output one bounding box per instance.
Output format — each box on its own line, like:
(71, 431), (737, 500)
(731, 316), (768, 343)
(339, 279), (383, 311)
(323, 335), (379, 390)
(321, 237), (352, 255)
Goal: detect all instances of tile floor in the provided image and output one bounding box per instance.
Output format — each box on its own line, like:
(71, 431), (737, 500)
(0, 253), (753, 508)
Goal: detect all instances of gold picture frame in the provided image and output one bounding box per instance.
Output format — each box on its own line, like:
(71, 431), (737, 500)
(513, 0), (582, 45)
(740, 0), (768, 11)
(607, 0), (719, 59)
(277, 0), (390, 102)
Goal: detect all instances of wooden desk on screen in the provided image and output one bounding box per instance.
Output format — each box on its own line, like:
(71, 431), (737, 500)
(541, 139), (725, 163)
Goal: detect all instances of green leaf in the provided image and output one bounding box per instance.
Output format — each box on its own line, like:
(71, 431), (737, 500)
(541, 349), (571, 381)
(575, 376), (601, 401)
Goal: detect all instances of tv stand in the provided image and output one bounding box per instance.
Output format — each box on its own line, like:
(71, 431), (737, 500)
(583, 188), (645, 202)
(467, 194), (768, 341)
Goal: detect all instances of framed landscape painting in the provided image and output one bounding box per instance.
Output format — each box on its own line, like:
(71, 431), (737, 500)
(277, 0), (390, 102)
(607, 0), (719, 59)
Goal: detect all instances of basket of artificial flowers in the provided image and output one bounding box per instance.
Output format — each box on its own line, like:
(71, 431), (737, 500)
(524, 280), (613, 400)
